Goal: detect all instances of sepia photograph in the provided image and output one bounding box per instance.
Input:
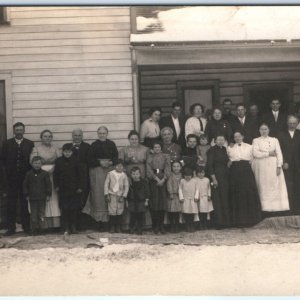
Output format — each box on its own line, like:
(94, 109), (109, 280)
(1, 4), (300, 295)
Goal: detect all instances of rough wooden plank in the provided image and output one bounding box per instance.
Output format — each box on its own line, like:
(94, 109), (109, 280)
(11, 16), (130, 26)
(18, 114), (134, 125)
(0, 23), (130, 34)
(0, 59), (131, 70)
(25, 122), (134, 134)
(13, 99), (133, 109)
(13, 67), (132, 77)
(0, 52), (131, 63)
(0, 45), (130, 55)
(0, 30), (130, 41)
(12, 74), (132, 84)
(141, 89), (177, 99)
(10, 7), (127, 12)
(12, 82), (132, 93)
(0, 37), (130, 48)
(13, 90), (133, 101)
(11, 8), (130, 18)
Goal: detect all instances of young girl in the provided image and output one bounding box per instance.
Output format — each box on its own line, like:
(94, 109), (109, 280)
(104, 159), (129, 233)
(179, 167), (199, 232)
(146, 141), (171, 234)
(166, 161), (182, 233)
(127, 167), (150, 235)
(195, 166), (213, 229)
(196, 134), (211, 167)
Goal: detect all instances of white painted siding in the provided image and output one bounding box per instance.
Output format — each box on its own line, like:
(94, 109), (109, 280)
(0, 6), (133, 147)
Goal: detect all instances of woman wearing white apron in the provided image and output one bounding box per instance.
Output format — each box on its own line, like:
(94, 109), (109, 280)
(30, 129), (61, 228)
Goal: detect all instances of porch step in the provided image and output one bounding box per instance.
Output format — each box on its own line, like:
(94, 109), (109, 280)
(255, 215), (300, 230)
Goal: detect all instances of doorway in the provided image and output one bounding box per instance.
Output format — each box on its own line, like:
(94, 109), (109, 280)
(177, 80), (220, 116)
(0, 80), (6, 147)
(244, 82), (293, 115)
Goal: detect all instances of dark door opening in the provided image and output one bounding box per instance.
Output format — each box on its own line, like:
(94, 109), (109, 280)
(0, 80), (6, 148)
(244, 83), (293, 115)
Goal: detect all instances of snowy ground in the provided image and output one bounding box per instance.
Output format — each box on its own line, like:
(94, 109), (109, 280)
(1, 220), (300, 296)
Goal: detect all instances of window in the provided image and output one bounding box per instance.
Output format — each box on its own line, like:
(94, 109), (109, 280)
(0, 7), (10, 25)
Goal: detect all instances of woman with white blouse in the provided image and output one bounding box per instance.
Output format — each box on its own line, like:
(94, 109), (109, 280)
(252, 123), (290, 214)
(227, 131), (261, 227)
(185, 103), (207, 140)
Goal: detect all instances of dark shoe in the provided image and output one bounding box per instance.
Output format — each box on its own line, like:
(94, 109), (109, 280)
(109, 225), (115, 233)
(129, 227), (135, 234)
(115, 224), (121, 234)
(160, 225), (166, 234)
(4, 230), (15, 236)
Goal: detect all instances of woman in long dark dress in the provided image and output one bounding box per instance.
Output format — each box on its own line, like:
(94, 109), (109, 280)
(227, 131), (261, 227)
(205, 108), (232, 146)
(83, 126), (118, 230)
(207, 135), (230, 228)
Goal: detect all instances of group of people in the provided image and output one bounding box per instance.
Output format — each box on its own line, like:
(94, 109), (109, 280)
(1, 97), (300, 237)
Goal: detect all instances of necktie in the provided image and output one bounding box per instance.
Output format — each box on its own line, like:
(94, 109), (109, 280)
(274, 112), (278, 122)
(198, 118), (203, 132)
(240, 118), (244, 126)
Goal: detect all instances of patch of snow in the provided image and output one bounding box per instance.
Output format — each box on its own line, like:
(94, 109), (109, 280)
(131, 6), (300, 43)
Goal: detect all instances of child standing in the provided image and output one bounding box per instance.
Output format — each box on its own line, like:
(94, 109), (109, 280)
(167, 161), (182, 233)
(195, 166), (213, 229)
(179, 167), (199, 232)
(196, 134), (211, 167)
(146, 141), (171, 234)
(181, 134), (198, 172)
(104, 159), (129, 233)
(127, 166), (150, 235)
(54, 144), (84, 236)
(23, 156), (52, 235)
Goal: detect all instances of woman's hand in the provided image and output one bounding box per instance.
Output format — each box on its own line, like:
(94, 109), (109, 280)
(269, 151), (276, 157)
(283, 163), (289, 170)
(46, 196), (50, 202)
(145, 199), (149, 207)
(76, 188), (83, 194)
(276, 167), (281, 176)
(212, 179), (218, 188)
(118, 196), (124, 203)
(227, 160), (232, 168)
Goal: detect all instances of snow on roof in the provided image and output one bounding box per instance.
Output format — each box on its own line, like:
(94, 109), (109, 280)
(131, 6), (300, 43)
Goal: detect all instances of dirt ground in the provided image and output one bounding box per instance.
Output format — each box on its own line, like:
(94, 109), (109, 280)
(1, 217), (300, 296)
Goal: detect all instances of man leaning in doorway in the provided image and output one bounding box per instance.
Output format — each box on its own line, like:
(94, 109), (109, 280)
(1, 122), (34, 236)
(262, 98), (287, 137)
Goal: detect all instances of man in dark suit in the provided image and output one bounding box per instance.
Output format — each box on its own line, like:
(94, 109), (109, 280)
(231, 103), (260, 144)
(67, 128), (91, 230)
(262, 98), (287, 137)
(1, 122), (34, 235)
(222, 98), (236, 127)
(278, 115), (300, 214)
(159, 101), (186, 148)
(69, 129), (90, 208)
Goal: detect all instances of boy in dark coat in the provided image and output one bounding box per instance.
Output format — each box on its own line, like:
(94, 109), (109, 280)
(54, 143), (84, 235)
(127, 167), (150, 235)
(23, 156), (52, 235)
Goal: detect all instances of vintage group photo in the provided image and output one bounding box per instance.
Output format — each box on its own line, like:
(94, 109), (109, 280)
(1, 5), (300, 296)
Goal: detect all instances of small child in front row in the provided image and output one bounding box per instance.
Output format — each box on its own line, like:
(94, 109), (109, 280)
(54, 143), (84, 235)
(127, 167), (150, 235)
(167, 161), (182, 233)
(195, 166), (213, 230)
(196, 134), (211, 167)
(104, 159), (129, 233)
(23, 156), (52, 235)
(179, 167), (199, 232)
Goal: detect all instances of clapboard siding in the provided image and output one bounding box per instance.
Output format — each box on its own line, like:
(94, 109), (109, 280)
(0, 7), (133, 147)
(140, 65), (300, 120)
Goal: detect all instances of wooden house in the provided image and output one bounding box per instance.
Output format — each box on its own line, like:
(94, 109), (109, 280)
(1, 6), (300, 148)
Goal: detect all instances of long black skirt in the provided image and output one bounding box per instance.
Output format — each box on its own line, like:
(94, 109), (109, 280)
(229, 160), (261, 227)
(211, 166), (231, 227)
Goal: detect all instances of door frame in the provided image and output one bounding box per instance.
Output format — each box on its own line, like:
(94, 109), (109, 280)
(243, 81), (294, 110)
(176, 80), (220, 115)
(0, 73), (13, 138)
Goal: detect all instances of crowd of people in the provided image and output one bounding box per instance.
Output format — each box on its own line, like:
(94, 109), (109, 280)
(1, 97), (300, 237)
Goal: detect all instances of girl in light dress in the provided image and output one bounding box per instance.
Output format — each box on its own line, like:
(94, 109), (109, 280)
(179, 167), (199, 232)
(195, 166), (213, 229)
(166, 161), (182, 233)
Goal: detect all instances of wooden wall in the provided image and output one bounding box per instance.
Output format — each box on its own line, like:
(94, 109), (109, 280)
(0, 7), (133, 147)
(139, 64), (300, 121)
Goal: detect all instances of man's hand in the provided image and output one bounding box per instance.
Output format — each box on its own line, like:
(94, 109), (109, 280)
(283, 163), (289, 170)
